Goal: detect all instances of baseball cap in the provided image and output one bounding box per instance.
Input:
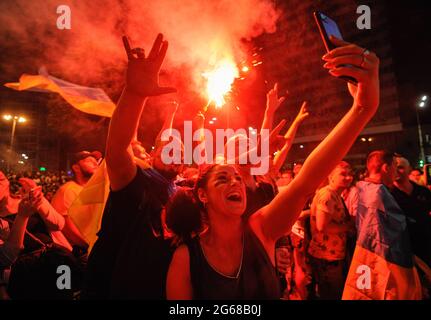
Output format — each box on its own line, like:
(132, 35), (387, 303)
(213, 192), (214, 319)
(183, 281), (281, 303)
(70, 151), (102, 165)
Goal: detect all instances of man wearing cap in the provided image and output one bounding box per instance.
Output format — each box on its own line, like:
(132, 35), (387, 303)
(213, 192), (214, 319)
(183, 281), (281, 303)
(50, 150), (101, 251)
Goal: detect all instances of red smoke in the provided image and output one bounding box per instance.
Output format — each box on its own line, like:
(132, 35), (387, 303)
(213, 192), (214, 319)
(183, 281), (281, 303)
(1, 0), (280, 98)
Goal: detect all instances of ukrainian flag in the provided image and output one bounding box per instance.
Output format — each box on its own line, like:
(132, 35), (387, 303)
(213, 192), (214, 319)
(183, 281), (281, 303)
(342, 181), (422, 300)
(4, 67), (115, 118)
(67, 158), (152, 252)
(68, 160), (110, 252)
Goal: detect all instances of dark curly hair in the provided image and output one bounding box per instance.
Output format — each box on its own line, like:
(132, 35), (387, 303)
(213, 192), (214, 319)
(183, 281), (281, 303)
(166, 164), (220, 244)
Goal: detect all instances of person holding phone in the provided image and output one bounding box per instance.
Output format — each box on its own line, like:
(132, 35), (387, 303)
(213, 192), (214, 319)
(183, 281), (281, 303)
(0, 194), (36, 300)
(0, 171), (82, 299)
(166, 36), (380, 299)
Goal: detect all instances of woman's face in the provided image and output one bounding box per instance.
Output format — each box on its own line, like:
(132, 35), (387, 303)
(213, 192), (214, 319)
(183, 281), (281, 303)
(0, 171), (10, 200)
(199, 165), (247, 217)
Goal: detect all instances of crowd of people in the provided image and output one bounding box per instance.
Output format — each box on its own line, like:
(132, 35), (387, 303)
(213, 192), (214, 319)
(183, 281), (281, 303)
(0, 33), (430, 300)
(3, 170), (72, 202)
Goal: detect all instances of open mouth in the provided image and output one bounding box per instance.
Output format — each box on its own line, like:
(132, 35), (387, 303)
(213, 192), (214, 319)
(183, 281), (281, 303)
(226, 191), (242, 202)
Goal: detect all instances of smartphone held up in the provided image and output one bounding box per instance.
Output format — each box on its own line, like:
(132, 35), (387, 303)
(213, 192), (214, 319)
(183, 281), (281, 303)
(314, 11), (358, 85)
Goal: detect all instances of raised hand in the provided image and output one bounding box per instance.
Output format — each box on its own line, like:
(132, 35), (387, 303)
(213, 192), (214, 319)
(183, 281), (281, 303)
(29, 186), (44, 210)
(266, 83), (288, 114)
(193, 110), (205, 127)
(166, 100), (179, 114)
(18, 177), (37, 196)
(122, 34), (176, 97)
(261, 83), (288, 134)
(18, 178), (44, 211)
(293, 101), (310, 124)
(323, 36), (380, 112)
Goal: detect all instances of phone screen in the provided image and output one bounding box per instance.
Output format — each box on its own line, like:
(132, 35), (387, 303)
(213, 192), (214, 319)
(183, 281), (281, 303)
(314, 11), (358, 85)
(319, 12), (343, 41)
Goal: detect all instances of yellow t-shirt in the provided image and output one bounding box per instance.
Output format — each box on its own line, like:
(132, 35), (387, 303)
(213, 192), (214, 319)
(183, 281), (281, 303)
(50, 181), (84, 252)
(51, 181), (83, 216)
(308, 186), (350, 261)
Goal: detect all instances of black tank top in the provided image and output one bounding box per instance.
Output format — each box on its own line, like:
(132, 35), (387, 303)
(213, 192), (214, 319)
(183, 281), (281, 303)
(186, 223), (280, 299)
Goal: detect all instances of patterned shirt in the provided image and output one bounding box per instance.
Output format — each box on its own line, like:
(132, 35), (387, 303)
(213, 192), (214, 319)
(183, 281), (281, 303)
(308, 186), (350, 261)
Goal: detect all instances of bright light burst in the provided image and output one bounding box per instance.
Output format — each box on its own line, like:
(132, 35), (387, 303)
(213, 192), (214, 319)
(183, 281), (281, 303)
(203, 59), (239, 109)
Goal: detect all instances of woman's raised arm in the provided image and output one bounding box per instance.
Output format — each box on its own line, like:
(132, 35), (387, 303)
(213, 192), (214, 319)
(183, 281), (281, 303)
(252, 37), (380, 243)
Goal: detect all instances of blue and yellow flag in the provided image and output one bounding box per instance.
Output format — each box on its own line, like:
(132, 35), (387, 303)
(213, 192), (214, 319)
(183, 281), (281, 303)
(67, 160), (110, 252)
(68, 158), (152, 252)
(342, 181), (422, 300)
(4, 67), (115, 118)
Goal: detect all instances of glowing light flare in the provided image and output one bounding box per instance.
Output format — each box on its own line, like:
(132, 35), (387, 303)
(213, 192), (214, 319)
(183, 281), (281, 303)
(203, 60), (239, 109)
(3, 114), (26, 123)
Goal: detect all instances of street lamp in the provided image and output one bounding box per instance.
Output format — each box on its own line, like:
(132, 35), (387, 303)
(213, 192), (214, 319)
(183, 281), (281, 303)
(415, 96), (428, 167)
(2, 114), (27, 150)
(3, 114), (27, 171)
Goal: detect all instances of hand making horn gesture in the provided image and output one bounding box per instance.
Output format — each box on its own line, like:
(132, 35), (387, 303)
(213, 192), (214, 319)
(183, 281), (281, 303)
(122, 33), (177, 97)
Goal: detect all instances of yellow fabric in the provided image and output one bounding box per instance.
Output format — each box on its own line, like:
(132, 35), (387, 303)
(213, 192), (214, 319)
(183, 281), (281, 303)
(67, 161), (110, 252)
(68, 158), (152, 252)
(5, 71), (159, 252)
(4, 72), (115, 118)
(342, 246), (422, 300)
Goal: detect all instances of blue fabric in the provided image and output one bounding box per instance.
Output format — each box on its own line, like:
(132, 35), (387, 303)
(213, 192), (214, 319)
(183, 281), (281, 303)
(140, 167), (177, 198)
(356, 181), (413, 268)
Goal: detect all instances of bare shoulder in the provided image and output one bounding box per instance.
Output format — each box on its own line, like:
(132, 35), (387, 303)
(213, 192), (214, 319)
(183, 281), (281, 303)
(167, 244), (193, 299)
(169, 244), (191, 276)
